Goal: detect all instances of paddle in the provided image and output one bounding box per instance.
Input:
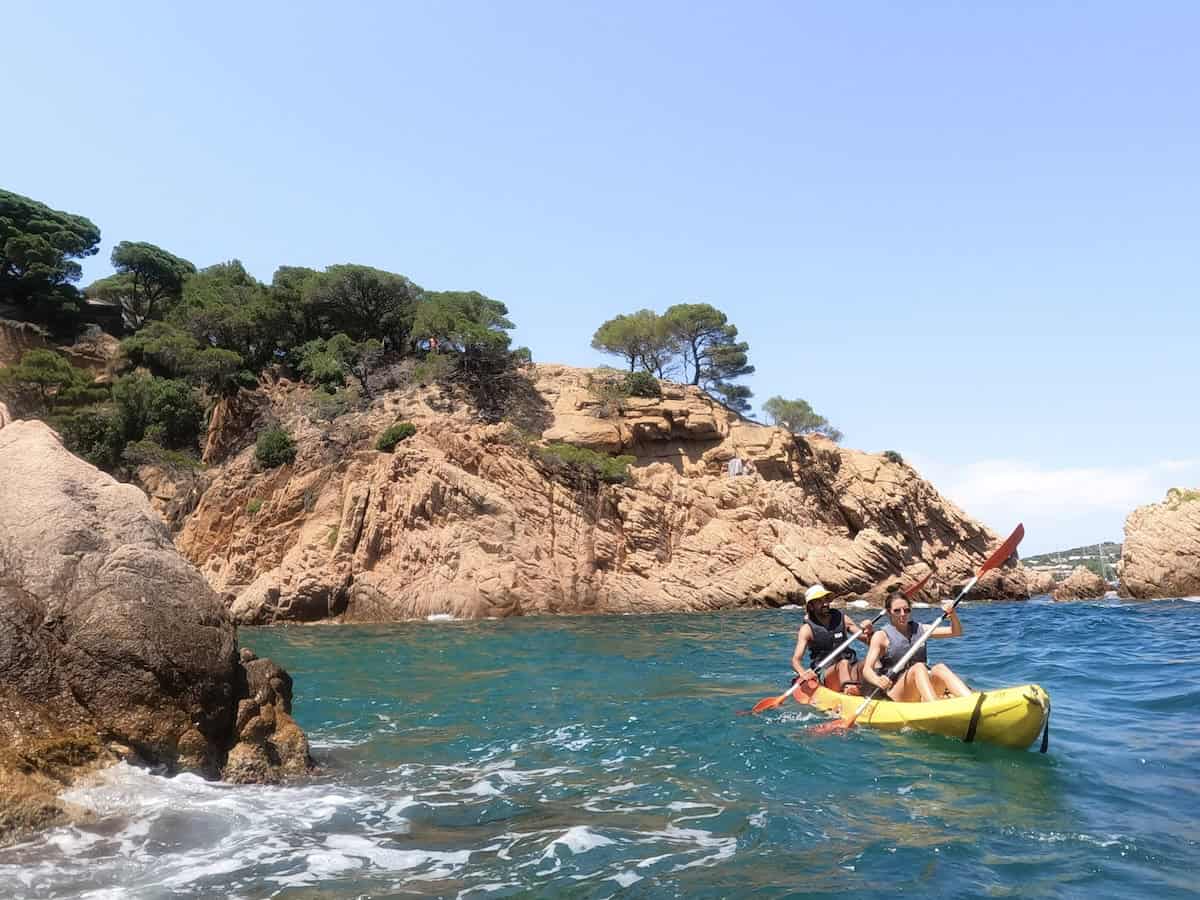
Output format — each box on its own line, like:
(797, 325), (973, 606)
(811, 523), (1025, 736)
(739, 570), (934, 715)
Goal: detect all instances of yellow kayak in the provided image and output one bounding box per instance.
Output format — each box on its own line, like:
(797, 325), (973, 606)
(808, 683), (1051, 750)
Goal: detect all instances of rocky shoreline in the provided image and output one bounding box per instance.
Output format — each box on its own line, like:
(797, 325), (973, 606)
(0, 419), (311, 844)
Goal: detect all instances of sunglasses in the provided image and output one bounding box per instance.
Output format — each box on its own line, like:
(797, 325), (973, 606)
(890, 606), (912, 614)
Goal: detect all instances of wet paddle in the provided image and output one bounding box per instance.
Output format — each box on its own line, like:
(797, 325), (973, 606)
(739, 570), (934, 715)
(810, 523), (1025, 736)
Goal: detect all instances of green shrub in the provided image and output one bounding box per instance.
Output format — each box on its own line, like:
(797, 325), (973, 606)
(376, 422), (416, 452)
(255, 427), (297, 468)
(584, 373), (629, 418)
(883, 450), (904, 465)
(246, 498), (264, 515)
(326, 524), (339, 548)
(624, 370), (661, 398)
(112, 373), (204, 450)
(537, 442), (636, 484)
(413, 352), (455, 386)
(309, 387), (356, 422)
(122, 439), (201, 470)
(56, 406), (124, 470)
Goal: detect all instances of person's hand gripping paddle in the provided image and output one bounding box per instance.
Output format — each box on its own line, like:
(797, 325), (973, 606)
(810, 523), (1024, 736)
(739, 571), (934, 715)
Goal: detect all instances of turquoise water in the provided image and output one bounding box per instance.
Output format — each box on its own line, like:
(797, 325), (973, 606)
(2, 600), (1198, 898)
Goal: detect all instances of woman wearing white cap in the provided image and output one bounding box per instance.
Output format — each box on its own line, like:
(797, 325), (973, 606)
(791, 584), (874, 696)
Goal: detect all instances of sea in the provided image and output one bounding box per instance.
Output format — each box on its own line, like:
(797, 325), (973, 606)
(1, 599), (1198, 898)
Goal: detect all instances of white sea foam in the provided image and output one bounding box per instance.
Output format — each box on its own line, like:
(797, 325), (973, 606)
(541, 826), (616, 857)
(0, 763), (433, 898)
(426, 613), (457, 621)
(849, 599), (871, 608)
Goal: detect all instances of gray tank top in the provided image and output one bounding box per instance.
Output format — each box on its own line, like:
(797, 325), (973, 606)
(879, 621), (928, 676)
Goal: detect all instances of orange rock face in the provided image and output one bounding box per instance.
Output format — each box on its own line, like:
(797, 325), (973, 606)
(174, 365), (1031, 623)
(1120, 490), (1200, 599)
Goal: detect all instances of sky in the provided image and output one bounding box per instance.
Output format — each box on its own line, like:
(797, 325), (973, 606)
(5, 1), (1198, 555)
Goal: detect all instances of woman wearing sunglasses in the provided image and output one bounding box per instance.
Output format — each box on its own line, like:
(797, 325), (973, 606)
(861, 590), (972, 702)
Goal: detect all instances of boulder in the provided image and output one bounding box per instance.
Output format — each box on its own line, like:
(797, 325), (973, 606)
(0, 420), (312, 843)
(1120, 489), (1200, 599)
(1026, 570), (1057, 596)
(1052, 566), (1106, 602)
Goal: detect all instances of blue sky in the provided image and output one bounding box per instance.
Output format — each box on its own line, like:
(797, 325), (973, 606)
(5, 1), (1197, 554)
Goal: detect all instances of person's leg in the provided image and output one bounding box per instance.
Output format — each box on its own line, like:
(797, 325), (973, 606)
(843, 660), (864, 696)
(893, 664), (937, 702)
(930, 663), (971, 698)
(824, 660), (852, 693)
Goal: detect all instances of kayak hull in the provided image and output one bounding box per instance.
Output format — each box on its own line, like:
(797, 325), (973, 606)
(808, 683), (1051, 750)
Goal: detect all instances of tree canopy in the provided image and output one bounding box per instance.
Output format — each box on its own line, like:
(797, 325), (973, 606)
(590, 309), (675, 375)
(762, 396), (843, 441)
(86, 241), (196, 329)
(414, 291), (514, 355)
(661, 303), (754, 389)
(0, 189), (100, 325)
(304, 264), (422, 348)
(170, 260), (285, 369)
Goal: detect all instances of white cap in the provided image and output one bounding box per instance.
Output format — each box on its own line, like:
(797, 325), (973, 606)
(804, 584), (832, 603)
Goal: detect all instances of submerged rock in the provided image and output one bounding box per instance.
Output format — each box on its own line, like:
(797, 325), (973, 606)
(0, 419), (313, 844)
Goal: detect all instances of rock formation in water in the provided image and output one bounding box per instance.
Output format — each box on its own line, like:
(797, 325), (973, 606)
(1051, 566), (1106, 601)
(1026, 570), (1057, 596)
(1120, 489), (1200, 599)
(0, 419), (312, 843)
(173, 365), (1030, 623)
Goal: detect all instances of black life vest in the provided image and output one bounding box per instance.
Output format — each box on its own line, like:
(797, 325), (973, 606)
(806, 609), (856, 668)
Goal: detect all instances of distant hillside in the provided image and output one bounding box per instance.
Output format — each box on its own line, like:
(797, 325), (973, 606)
(1024, 542), (1121, 580)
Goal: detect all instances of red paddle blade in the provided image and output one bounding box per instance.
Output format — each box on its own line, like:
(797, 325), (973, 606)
(978, 523), (1024, 577)
(902, 570), (934, 598)
(748, 694), (786, 715)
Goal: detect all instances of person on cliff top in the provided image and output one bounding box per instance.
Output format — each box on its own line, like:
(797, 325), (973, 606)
(860, 590), (972, 702)
(792, 584), (875, 696)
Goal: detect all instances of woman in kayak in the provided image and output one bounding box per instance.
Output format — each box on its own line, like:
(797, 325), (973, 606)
(792, 584), (875, 695)
(861, 591), (972, 702)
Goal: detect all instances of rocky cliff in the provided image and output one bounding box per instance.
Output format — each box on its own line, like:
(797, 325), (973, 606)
(1120, 489), (1200, 599)
(174, 365), (1029, 623)
(0, 419), (312, 843)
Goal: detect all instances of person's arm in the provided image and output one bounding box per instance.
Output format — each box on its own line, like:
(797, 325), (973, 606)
(930, 600), (963, 638)
(791, 624), (814, 678)
(861, 631), (892, 691)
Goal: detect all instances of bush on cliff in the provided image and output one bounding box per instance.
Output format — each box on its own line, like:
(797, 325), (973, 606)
(883, 450), (904, 465)
(255, 427), (297, 468)
(624, 370), (661, 398)
(536, 442), (636, 484)
(376, 422), (416, 452)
